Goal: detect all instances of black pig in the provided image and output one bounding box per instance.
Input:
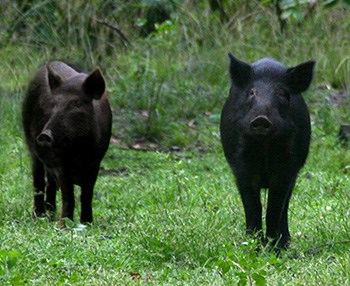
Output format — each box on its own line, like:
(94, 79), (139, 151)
(220, 54), (314, 249)
(22, 61), (112, 225)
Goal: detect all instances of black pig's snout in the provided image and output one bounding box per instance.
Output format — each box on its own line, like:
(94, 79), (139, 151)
(250, 115), (273, 135)
(36, 130), (54, 147)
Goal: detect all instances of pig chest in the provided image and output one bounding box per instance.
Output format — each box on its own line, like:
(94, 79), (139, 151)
(238, 140), (293, 189)
(41, 139), (100, 186)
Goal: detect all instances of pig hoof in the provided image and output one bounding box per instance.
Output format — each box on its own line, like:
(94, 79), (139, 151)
(80, 217), (93, 225)
(32, 209), (46, 219)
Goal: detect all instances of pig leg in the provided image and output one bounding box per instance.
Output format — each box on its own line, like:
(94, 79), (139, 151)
(80, 184), (94, 224)
(45, 172), (57, 219)
(266, 177), (295, 249)
(241, 190), (262, 236)
(32, 157), (46, 217)
(279, 180), (296, 247)
(236, 178), (262, 237)
(58, 176), (75, 223)
(80, 175), (97, 224)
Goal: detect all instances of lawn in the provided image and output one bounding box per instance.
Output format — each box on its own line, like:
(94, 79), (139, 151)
(1, 1), (350, 285)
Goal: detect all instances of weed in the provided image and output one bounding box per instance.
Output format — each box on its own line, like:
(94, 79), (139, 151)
(1, 1), (350, 285)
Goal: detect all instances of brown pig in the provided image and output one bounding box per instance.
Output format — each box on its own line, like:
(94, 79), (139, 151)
(22, 61), (112, 224)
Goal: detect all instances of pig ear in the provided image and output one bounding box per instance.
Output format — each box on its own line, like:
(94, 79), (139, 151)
(47, 65), (63, 90)
(228, 53), (252, 87)
(285, 61), (315, 93)
(82, 68), (106, 100)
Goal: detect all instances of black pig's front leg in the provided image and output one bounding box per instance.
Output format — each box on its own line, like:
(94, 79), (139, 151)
(266, 175), (296, 249)
(236, 174), (263, 237)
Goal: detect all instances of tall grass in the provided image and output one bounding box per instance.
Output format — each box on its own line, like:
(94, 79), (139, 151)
(1, 1), (350, 285)
(1, 1), (350, 145)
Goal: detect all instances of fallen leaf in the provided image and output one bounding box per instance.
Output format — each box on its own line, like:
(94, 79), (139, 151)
(140, 110), (149, 117)
(132, 143), (142, 150)
(130, 272), (141, 279)
(188, 120), (197, 129)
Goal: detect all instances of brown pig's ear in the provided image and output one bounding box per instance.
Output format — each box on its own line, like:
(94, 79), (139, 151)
(47, 64), (63, 91)
(82, 68), (106, 100)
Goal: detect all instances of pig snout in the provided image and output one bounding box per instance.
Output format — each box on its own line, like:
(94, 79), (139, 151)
(250, 115), (272, 136)
(36, 130), (54, 147)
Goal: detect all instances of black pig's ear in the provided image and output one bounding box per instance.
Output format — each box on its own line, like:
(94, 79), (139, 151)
(228, 53), (252, 87)
(82, 68), (106, 100)
(47, 64), (63, 91)
(285, 61), (315, 93)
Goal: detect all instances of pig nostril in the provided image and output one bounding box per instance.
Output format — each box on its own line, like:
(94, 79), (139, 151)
(37, 131), (53, 146)
(261, 120), (271, 129)
(250, 116), (272, 130)
(38, 134), (52, 143)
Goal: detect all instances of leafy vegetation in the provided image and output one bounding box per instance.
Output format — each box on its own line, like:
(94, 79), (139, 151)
(1, 0), (350, 285)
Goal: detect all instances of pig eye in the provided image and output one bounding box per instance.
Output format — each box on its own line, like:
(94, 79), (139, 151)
(276, 89), (290, 101)
(71, 100), (84, 108)
(249, 88), (256, 97)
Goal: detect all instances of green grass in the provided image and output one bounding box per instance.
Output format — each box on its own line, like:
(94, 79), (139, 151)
(1, 94), (350, 285)
(1, 1), (350, 285)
